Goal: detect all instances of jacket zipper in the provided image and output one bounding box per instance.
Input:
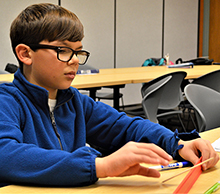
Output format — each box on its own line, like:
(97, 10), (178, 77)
(50, 111), (63, 150)
(48, 94), (74, 151)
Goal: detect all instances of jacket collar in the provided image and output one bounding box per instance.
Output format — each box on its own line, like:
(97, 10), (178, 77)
(13, 68), (74, 110)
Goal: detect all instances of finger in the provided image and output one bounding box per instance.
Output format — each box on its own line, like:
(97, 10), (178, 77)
(138, 166), (161, 178)
(132, 147), (168, 160)
(201, 147), (219, 170)
(129, 147), (172, 166)
(131, 153), (170, 167)
(119, 164), (161, 178)
(192, 139), (218, 170)
(135, 143), (173, 161)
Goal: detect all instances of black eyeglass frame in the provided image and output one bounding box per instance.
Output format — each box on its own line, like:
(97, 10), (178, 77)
(28, 44), (90, 65)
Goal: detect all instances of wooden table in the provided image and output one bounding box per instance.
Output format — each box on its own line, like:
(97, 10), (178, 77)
(73, 65), (220, 87)
(74, 65), (220, 109)
(1, 127), (219, 194)
(1, 65), (220, 110)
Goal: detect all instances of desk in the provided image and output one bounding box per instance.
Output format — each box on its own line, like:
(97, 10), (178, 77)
(73, 65), (220, 88)
(1, 127), (219, 194)
(73, 65), (220, 109)
(1, 65), (220, 110)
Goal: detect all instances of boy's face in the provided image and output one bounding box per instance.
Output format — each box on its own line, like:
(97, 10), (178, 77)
(26, 40), (82, 98)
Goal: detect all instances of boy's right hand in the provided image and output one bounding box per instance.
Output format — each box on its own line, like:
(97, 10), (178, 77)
(95, 141), (173, 178)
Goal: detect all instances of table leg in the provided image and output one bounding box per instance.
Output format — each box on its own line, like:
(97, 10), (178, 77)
(113, 86), (120, 111)
(89, 88), (98, 100)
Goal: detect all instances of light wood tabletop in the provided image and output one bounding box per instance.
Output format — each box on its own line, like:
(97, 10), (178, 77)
(74, 65), (220, 109)
(1, 65), (220, 110)
(71, 65), (220, 88)
(0, 128), (219, 194)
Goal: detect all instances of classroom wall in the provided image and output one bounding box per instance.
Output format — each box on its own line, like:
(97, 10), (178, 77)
(203, 0), (210, 57)
(0, 0), (58, 71)
(0, 0), (199, 106)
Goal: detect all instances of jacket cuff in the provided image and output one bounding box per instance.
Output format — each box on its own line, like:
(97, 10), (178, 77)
(90, 154), (99, 184)
(172, 129), (200, 161)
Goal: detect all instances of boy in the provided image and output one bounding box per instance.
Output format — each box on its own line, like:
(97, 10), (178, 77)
(0, 3), (218, 186)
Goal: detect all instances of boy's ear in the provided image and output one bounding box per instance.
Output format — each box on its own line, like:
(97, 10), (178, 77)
(15, 44), (32, 65)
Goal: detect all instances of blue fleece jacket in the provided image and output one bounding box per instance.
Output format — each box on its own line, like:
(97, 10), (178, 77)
(0, 68), (199, 186)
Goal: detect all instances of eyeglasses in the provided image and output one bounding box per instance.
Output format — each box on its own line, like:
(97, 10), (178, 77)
(28, 44), (90, 65)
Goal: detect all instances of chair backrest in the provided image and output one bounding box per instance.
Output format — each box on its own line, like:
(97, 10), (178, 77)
(159, 71), (187, 109)
(142, 71), (187, 110)
(142, 76), (172, 123)
(184, 84), (220, 132)
(192, 69), (220, 92)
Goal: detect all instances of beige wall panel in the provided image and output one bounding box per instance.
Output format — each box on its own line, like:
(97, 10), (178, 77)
(0, 0), (58, 71)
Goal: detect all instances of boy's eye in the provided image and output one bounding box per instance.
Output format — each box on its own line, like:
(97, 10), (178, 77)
(58, 48), (71, 54)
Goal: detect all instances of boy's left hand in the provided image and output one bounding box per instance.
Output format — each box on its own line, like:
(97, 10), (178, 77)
(178, 138), (219, 170)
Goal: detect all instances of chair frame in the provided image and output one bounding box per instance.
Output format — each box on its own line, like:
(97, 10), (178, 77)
(141, 71), (187, 131)
(192, 69), (220, 92)
(184, 84), (220, 132)
(142, 76), (172, 123)
(182, 69), (220, 130)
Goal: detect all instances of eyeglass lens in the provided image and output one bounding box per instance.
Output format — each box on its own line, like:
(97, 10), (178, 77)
(58, 48), (88, 65)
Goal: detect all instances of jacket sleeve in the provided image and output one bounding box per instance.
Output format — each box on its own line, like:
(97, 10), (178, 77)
(0, 94), (101, 186)
(0, 138), (100, 186)
(83, 95), (200, 158)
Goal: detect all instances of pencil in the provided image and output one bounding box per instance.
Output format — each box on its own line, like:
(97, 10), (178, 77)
(204, 181), (220, 194)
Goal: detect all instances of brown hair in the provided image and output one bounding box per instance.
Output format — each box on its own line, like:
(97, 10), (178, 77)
(10, 3), (84, 70)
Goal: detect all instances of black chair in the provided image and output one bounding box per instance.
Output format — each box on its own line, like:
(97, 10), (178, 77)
(141, 76), (172, 123)
(191, 69), (220, 92)
(184, 84), (220, 132)
(5, 63), (18, 73)
(181, 69), (220, 130)
(127, 71), (187, 131)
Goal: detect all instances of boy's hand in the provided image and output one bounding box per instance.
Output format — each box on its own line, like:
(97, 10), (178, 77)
(178, 138), (219, 171)
(95, 141), (173, 178)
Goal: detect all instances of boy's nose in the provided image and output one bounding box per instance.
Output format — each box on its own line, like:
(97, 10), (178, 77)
(68, 54), (79, 65)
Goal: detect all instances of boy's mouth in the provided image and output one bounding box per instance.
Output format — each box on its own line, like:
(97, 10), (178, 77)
(64, 71), (75, 79)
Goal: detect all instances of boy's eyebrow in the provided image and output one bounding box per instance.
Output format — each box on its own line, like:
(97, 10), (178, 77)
(61, 42), (83, 50)
(75, 45), (83, 50)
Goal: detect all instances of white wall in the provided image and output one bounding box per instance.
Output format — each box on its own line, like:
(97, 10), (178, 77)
(116, 0), (163, 105)
(164, 0), (198, 62)
(61, 0), (114, 70)
(0, 0), (199, 106)
(0, 0), (58, 71)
